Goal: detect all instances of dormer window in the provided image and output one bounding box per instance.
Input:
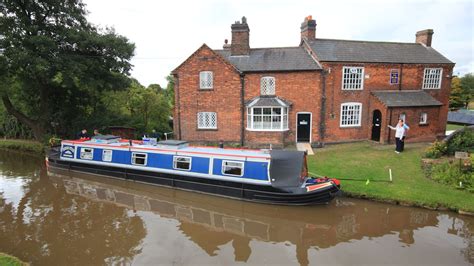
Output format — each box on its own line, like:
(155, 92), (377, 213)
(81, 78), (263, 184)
(199, 71), (213, 89)
(261, 77), (275, 95)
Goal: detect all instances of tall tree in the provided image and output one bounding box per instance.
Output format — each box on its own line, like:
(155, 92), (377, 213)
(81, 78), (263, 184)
(0, 0), (135, 140)
(460, 73), (474, 108)
(449, 76), (464, 109)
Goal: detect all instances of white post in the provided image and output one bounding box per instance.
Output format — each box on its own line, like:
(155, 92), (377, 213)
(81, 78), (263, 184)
(389, 168), (393, 182)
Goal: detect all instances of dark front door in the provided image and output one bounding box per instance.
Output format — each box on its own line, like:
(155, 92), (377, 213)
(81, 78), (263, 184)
(297, 113), (311, 142)
(371, 110), (382, 141)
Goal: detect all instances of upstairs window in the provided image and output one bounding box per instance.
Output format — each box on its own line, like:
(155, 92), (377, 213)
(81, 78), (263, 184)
(420, 112), (428, 124)
(197, 112), (217, 129)
(173, 156), (191, 171)
(199, 71), (213, 89)
(340, 103), (362, 127)
(422, 68), (442, 89)
(80, 148), (94, 160)
(222, 161), (244, 177)
(260, 77), (275, 95)
(342, 67), (364, 90)
(132, 152), (147, 166)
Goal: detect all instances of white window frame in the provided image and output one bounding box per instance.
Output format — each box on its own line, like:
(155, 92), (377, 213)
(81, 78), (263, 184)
(102, 150), (113, 162)
(246, 107), (289, 131)
(199, 71), (213, 89)
(197, 112), (217, 129)
(260, 76), (276, 95)
(420, 112), (428, 125)
(340, 102), (362, 127)
(342, 66), (364, 90)
(422, 68), (442, 89)
(80, 148), (94, 160)
(173, 156), (192, 171)
(131, 152), (147, 166)
(222, 160), (244, 177)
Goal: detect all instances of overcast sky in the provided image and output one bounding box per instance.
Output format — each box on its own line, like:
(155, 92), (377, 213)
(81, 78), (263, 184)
(84, 0), (473, 87)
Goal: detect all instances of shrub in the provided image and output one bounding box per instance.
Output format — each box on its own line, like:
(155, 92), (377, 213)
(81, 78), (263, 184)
(446, 129), (474, 155)
(430, 160), (473, 190)
(424, 141), (447, 158)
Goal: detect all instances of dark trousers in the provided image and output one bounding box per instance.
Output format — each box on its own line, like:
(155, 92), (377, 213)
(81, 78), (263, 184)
(395, 137), (403, 152)
(400, 136), (405, 151)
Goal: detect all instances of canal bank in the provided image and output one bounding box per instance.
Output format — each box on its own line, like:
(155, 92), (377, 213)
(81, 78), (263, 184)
(309, 141), (474, 214)
(0, 139), (44, 155)
(0, 253), (28, 266)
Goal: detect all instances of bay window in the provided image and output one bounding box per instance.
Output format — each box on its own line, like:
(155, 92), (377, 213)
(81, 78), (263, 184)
(247, 107), (288, 131)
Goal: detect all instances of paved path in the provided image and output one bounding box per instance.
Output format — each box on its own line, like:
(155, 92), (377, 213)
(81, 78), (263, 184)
(296, 142), (314, 155)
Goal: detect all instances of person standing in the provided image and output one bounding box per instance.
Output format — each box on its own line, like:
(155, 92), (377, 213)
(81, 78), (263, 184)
(388, 120), (406, 153)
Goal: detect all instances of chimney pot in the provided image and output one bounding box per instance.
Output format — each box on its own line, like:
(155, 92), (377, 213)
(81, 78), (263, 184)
(223, 39), (231, 49)
(416, 29), (434, 47)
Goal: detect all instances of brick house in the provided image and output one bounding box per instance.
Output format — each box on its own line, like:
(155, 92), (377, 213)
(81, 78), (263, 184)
(172, 16), (454, 147)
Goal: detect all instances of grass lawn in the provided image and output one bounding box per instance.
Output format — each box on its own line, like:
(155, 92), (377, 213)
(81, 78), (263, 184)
(446, 123), (466, 131)
(0, 253), (28, 266)
(308, 141), (474, 212)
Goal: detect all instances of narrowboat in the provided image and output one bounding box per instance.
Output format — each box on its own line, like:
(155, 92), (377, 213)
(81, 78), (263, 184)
(46, 135), (340, 205)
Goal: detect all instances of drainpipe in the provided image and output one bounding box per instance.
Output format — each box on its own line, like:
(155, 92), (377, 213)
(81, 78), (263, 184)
(318, 70), (327, 145)
(387, 108), (393, 144)
(398, 64), (403, 91)
(174, 74), (181, 140)
(240, 74), (245, 147)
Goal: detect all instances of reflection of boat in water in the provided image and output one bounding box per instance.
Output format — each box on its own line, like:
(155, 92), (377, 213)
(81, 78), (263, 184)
(47, 138), (340, 205)
(48, 168), (441, 265)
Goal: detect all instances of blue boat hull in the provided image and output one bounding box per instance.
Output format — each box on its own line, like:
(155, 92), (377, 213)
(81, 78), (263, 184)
(47, 151), (340, 205)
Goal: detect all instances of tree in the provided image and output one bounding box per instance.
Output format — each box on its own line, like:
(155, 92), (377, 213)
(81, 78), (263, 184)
(460, 73), (474, 108)
(449, 76), (464, 109)
(0, 0), (135, 140)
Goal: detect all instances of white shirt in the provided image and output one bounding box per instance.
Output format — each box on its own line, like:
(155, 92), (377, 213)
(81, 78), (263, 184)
(389, 125), (406, 138)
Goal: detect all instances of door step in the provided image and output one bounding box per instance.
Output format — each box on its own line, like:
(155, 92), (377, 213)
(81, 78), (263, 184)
(296, 142), (314, 155)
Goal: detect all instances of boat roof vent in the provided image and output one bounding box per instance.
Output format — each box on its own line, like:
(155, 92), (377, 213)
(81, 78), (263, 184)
(156, 140), (189, 149)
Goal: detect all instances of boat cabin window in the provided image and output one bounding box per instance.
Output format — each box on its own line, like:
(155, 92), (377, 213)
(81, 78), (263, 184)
(80, 148), (94, 160)
(102, 150), (113, 162)
(131, 152), (147, 166)
(173, 156), (191, 171)
(222, 161), (244, 177)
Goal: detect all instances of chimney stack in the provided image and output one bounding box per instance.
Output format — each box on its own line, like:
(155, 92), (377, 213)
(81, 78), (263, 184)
(416, 29), (434, 47)
(301, 15), (316, 42)
(231, 16), (250, 56)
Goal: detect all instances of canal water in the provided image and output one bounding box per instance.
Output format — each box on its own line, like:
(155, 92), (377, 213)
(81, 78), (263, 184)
(0, 150), (472, 265)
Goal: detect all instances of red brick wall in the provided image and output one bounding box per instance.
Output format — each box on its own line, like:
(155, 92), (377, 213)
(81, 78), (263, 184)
(321, 62), (453, 143)
(174, 45), (242, 143)
(243, 72), (322, 146)
(174, 45), (453, 146)
(384, 106), (442, 143)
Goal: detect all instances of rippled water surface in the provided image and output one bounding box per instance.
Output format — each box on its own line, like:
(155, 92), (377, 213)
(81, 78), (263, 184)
(0, 150), (472, 265)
